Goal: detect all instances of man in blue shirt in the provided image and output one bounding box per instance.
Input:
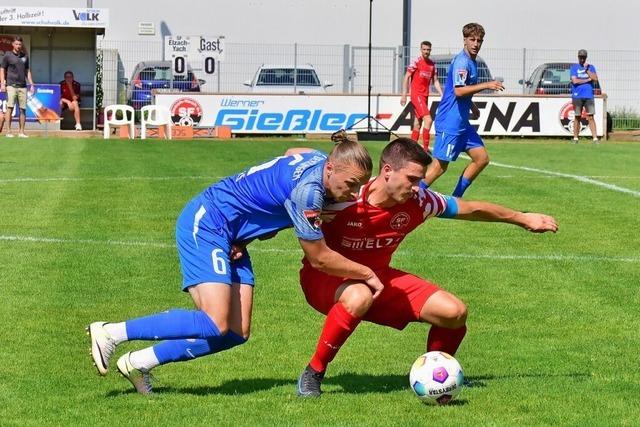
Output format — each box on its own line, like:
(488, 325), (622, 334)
(423, 23), (504, 198)
(88, 136), (384, 394)
(570, 49), (599, 143)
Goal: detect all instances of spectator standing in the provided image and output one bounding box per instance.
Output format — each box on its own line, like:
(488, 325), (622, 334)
(0, 36), (34, 138)
(570, 49), (599, 143)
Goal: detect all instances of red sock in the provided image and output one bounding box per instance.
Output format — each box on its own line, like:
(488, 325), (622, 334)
(309, 303), (361, 373)
(411, 129), (420, 142)
(422, 129), (430, 151)
(427, 325), (467, 356)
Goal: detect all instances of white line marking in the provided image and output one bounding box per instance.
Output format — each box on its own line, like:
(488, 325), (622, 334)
(494, 175), (640, 179)
(456, 154), (640, 197)
(0, 176), (224, 184)
(489, 161), (640, 197)
(1, 234), (637, 263)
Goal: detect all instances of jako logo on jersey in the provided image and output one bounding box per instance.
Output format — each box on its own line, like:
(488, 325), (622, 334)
(303, 210), (322, 230)
(390, 212), (411, 230)
(170, 97), (203, 126)
(346, 221), (363, 228)
(215, 105), (367, 132)
(559, 102), (588, 134)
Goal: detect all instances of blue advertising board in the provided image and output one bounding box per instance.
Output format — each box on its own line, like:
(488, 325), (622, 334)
(0, 84), (61, 122)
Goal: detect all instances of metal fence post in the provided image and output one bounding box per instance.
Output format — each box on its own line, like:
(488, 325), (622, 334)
(522, 47), (527, 94)
(294, 43), (298, 93)
(343, 44), (350, 93)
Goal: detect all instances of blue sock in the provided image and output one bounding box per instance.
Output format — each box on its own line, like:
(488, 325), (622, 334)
(125, 309), (222, 340)
(452, 176), (472, 198)
(152, 331), (247, 364)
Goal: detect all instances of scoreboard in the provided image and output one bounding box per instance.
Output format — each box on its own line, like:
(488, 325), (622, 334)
(164, 35), (225, 77)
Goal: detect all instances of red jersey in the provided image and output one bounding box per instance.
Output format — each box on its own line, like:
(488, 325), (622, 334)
(407, 56), (436, 97)
(320, 180), (449, 270)
(60, 80), (81, 102)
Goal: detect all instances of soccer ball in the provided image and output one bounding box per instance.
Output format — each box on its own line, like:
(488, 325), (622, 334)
(409, 351), (464, 404)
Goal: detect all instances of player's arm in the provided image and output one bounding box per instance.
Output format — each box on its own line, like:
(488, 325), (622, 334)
(400, 70), (412, 105)
(0, 67), (5, 91)
(298, 238), (384, 299)
(433, 73), (443, 97)
(452, 198), (558, 233)
(454, 81), (503, 97)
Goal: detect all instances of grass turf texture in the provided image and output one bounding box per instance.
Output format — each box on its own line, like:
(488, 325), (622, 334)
(0, 137), (638, 426)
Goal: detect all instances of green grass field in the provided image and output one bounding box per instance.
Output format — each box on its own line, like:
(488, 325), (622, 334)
(1, 136), (638, 426)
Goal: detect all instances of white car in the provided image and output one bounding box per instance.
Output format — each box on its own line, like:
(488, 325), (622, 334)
(243, 64), (333, 94)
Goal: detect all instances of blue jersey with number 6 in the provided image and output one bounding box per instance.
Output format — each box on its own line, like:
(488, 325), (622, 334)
(201, 151), (328, 242)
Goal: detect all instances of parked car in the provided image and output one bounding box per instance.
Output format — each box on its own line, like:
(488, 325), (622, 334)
(519, 62), (610, 132)
(519, 62), (603, 95)
(243, 64), (332, 94)
(429, 54), (502, 94)
(121, 61), (206, 110)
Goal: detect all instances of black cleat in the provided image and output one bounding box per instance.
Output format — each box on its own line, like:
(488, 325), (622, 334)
(296, 365), (324, 397)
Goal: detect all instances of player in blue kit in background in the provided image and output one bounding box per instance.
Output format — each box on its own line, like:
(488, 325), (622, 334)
(88, 137), (384, 394)
(423, 23), (504, 198)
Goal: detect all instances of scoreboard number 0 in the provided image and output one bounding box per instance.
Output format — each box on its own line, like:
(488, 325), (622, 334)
(204, 57), (216, 74)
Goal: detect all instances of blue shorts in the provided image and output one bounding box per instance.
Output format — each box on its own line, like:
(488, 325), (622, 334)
(433, 126), (484, 162)
(176, 196), (255, 291)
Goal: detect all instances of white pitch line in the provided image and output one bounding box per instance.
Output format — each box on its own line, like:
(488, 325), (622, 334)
(1, 234), (637, 263)
(494, 175), (640, 179)
(0, 176), (224, 184)
(489, 161), (640, 197)
(455, 154), (640, 198)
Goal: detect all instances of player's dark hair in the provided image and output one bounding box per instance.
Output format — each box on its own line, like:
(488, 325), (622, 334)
(421, 41), (432, 48)
(64, 70), (74, 77)
(462, 23), (485, 38)
(330, 130), (373, 176)
(13, 35), (23, 42)
(379, 137), (432, 172)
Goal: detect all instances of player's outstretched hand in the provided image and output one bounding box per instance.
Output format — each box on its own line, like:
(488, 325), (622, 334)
(521, 213), (558, 233)
(365, 273), (385, 300)
(487, 80), (504, 91)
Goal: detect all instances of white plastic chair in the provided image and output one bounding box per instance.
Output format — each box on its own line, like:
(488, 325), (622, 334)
(103, 105), (135, 139)
(140, 105), (172, 140)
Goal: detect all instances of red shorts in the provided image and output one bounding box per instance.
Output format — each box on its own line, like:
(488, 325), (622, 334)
(411, 94), (430, 119)
(300, 265), (441, 330)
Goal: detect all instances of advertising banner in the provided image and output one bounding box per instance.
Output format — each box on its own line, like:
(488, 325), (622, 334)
(155, 93), (606, 137)
(0, 84), (61, 123)
(0, 6), (108, 28)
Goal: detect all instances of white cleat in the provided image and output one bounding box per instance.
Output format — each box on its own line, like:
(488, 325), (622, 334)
(88, 322), (116, 375)
(117, 352), (154, 395)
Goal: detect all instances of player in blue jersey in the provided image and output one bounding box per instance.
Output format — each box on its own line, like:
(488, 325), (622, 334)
(570, 49), (599, 143)
(423, 23), (504, 198)
(88, 136), (384, 394)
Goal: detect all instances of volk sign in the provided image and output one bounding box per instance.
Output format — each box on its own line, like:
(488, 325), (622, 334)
(154, 94), (605, 137)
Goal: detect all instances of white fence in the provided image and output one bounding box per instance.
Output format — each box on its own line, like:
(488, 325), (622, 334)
(98, 39), (639, 127)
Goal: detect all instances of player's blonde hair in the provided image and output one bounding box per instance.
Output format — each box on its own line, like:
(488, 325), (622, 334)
(462, 23), (485, 38)
(329, 130), (373, 175)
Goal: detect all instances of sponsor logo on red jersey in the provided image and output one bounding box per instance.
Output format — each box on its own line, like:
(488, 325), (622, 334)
(390, 212), (411, 230)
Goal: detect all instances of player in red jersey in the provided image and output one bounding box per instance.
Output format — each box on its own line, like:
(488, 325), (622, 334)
(295, 136), (558, 397)
(401, 41), (443, 151)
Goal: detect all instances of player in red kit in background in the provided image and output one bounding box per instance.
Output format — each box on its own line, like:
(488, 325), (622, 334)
(294, 136), (558, 397)
(401, 41), (443, 151)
